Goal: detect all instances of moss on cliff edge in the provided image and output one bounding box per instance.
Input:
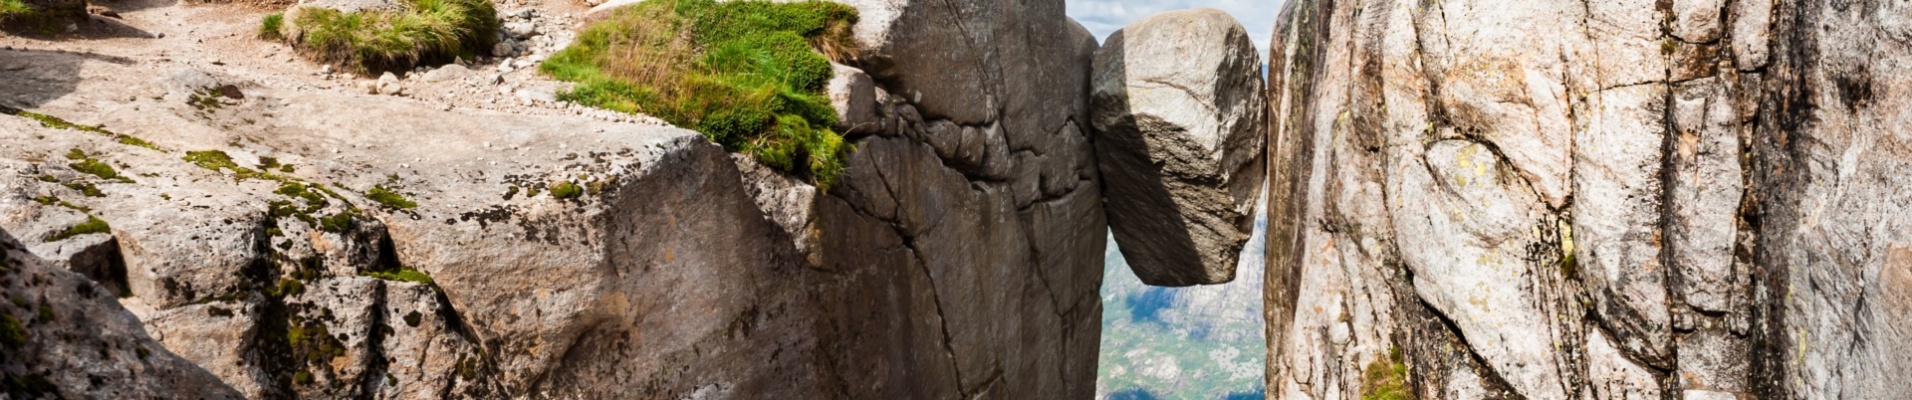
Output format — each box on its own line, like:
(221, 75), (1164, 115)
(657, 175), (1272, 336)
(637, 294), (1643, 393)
(541, 0), (856, 189)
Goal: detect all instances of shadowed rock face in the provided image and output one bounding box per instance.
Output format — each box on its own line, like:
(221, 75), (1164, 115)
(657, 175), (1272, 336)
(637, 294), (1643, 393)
(1091, 8), (1267, 287)
(0, 227), (241, 399)
(1262, 0), (1912, 397)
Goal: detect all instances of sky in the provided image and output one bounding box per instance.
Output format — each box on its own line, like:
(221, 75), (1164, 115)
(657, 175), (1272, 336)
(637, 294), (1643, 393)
(1064, 0), (1280, 54)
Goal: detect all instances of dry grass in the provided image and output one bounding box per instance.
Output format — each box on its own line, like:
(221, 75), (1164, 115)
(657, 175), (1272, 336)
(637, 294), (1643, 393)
(281, 0), (498, 73)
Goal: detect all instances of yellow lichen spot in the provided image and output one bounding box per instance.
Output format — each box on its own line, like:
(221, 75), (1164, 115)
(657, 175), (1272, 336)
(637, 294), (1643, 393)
(1796, 328), (1809, 363)
(1558, 220), (1576, 254)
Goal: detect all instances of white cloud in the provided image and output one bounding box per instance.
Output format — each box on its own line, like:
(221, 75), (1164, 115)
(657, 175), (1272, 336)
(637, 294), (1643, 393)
(1065, 0), (1281, 54)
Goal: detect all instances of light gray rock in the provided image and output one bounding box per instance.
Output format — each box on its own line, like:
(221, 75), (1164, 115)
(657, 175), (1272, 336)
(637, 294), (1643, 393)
(419, 64), (478, 83)
(1587, 329), (1663, 400)
(828, 63), (878, 135)
(0, 0), (1111, 396)
(1730, 0), (1773, 69)
(1262, 0), (1912, 398)
(1091, 8), (1265, 286)
(1393, 140), (1575, 399)
(0, 226), (243, 399)
(492, 41), (515, 58)
(1668, 78), (1743, 315)
(1574, 83), (1673, 368)
(376, 72), (404, 95)
(1671, 0), (1725, 42)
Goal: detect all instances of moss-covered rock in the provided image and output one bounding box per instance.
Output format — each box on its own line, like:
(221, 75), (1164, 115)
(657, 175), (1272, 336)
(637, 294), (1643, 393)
(543, 0), (857, 188)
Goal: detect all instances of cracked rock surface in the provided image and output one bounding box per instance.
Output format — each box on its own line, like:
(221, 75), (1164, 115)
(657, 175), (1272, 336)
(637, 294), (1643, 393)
(1262, 0), (1912, 397)
(0, 0), (1107, 397)
(1091, 8), (1266, 287)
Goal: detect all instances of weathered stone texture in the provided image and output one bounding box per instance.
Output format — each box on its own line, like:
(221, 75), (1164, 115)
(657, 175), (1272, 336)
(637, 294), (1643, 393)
(1262, 0), (1912, 398)
(1091, 8), (1266, 287)
(0, 225), (241, 399)
(0, 0), (1106, 397)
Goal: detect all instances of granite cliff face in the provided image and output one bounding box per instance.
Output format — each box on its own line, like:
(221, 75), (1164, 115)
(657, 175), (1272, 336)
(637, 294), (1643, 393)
(1260, 0), (1912, 397)
(0, 0), (1105, 397)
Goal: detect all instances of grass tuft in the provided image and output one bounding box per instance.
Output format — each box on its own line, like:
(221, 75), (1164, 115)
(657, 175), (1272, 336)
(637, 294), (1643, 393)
(283, 0), (499, 73)
(0, 0), (72, 33)
(542, 0), (857, 189)
(261, 13), (284, 40)
(0, 0), (30, 21)
(1360, 347), (1414, 400)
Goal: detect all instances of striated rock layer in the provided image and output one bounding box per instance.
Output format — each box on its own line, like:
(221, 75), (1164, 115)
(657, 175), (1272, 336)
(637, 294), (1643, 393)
(0, 0), (1104, 397)
(1261, 0), (1912, 397)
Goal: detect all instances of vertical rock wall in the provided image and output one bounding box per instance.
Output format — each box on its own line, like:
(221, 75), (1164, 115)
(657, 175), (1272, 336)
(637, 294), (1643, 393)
(0, 0), (1107, 397)
(1261, 0), (1912, 397)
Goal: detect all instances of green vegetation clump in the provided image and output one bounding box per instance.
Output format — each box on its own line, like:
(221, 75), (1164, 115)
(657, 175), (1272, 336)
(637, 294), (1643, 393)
(0, 0), (31, 21)
(317, 209), (359, 233)
(260, 13), (284, 40)
(1557, 219), (1577, 277)
(542, 0), (857, 188)
(47, 215), (110, 242)
(547, 181), (582, 199)
(285, 0), (500, 73)
(0, 0), (71, 33)
(362, 267), (434, 286)
(1360, 347), (1414, 400)
(65, 149), (133, 183)
(0, 313), (23, 348)
(267, 278), (306, 297)
(365, 184), (417, 209)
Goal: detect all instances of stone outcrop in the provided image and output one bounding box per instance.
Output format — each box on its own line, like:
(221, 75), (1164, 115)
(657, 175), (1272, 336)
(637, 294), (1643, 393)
(1090, 8), (1266, 287)
(0, 222), (241, 399)
(1261, 0), (1912, 397)
(0, 0), (1106, 397)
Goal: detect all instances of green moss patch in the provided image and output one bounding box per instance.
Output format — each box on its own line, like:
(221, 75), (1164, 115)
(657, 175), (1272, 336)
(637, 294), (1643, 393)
(365, 184), (417, 210)
(3, 109), (161, 151)
(542, 0), (856, 189)
(1360, 347), (1413, 400)
(65, 149), (134, 183)
(0, 313), (23, 348)
(362, 267), (434, 286)
(547, 180), (582, 200)
(47, 215), (110, 242)
(30, 195), (88, 212)
(284, 0), (500, 73)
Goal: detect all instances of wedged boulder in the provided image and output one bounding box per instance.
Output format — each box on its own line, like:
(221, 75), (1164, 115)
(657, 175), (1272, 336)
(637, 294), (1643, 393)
(1090, 8), (1265, 286)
